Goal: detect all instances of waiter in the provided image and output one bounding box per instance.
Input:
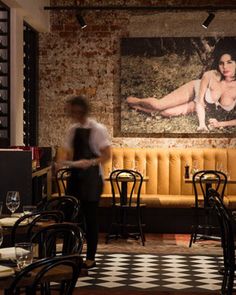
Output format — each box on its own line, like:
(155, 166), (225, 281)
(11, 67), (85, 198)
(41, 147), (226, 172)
(60, 95), (111, 269)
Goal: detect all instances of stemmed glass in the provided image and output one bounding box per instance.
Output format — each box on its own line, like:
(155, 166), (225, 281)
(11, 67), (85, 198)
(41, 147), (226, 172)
(15, 243), (33, 270)
(6, 191), (20, 215)
(191, 160), (199, 175)
(216, 161), (223, 172)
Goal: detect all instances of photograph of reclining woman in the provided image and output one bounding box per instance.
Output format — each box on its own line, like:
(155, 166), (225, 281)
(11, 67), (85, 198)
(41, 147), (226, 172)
(120, 37), (236, 137)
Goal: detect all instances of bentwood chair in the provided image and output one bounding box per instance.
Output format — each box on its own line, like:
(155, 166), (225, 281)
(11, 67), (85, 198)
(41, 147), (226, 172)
(189, 170), (227, 247)
(31, 222), (84, 259)
(5, 254), (83, 295)
(105, 169), (146, 246)
(55, 168), (73, 197)
(38, 195), (79, 223)
(11, 210), (64, 246)
(209, 189), (236, 295)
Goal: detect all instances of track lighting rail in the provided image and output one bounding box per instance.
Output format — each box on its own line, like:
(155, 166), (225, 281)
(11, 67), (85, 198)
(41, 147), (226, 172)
(44, 5), (236, 12)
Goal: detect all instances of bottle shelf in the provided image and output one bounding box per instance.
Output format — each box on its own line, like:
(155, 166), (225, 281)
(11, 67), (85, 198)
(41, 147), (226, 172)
(0, 57), (7, 63)
(0, 44), (7, 49)
(0, 2), (10, 147)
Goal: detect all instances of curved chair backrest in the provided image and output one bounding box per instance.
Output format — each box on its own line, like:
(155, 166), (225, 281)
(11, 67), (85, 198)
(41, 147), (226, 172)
(41, 196), (79, 222)
(56, 168), (73, 196)
(192, 170), (227, 209)
(109, 169), (143, 206)
(208, 188), (235, 268)
(31, 222), (84, 258)
(11, 210), (64, 246)
(5, 254), (83, 295)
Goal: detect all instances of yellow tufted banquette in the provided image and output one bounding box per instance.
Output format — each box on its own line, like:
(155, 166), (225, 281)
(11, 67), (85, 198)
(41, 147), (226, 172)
(56, 147), (236, 210)
(100, 148), (236, 209)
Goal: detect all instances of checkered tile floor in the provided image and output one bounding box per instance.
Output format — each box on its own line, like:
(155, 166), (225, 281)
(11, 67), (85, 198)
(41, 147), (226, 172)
(76, 253), (223, 291)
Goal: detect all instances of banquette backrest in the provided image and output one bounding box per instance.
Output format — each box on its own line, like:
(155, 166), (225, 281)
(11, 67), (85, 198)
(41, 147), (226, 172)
(102, 147), (236, 197)
(56, 147), (236, 208)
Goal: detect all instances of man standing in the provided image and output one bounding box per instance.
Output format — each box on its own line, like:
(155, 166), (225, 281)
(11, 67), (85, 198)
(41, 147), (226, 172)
(60, 95), (111, 269)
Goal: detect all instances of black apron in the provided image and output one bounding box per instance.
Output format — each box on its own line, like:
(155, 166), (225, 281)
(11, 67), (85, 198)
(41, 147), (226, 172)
(67, 128), (102, 202)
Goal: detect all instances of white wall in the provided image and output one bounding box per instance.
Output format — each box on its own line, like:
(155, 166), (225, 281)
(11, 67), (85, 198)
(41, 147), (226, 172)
(2, 0), (50, 32)
(0, 0), (50, 145)
(10, 8), (23, 145)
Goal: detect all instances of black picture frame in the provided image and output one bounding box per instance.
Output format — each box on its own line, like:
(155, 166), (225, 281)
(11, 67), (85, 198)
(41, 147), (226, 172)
(118, 37), (236, 138)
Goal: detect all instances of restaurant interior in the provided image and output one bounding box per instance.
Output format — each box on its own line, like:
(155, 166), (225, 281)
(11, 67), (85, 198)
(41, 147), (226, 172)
(0, 0), (236, 294)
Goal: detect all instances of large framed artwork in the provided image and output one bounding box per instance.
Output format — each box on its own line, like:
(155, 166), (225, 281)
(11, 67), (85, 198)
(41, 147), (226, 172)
(119, 37), (236, 137)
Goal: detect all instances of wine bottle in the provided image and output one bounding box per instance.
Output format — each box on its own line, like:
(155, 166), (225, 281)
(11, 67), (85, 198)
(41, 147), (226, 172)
(0, 80), (7, 89)
(0, 56), (7, 62)
(0, 26), (5, 34)
(0, 40), (7, 49)
(0, 66), (5, 75)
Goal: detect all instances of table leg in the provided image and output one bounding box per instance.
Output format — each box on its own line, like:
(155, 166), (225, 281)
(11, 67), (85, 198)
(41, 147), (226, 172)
(121, 182), (127, 205)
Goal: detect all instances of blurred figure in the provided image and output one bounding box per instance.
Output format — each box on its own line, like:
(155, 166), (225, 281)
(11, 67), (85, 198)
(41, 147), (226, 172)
(59, 96), (111, 269)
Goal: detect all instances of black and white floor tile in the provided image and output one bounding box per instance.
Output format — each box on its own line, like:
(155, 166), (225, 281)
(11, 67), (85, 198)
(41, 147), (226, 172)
(76, 253), (223, 291)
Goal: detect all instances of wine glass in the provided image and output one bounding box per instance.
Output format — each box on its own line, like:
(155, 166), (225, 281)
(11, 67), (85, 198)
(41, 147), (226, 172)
(216, 161), (223, 172)
(6, 191), (20, 215)
(15, 242), (33, 270)
(191, 160), (199, 175)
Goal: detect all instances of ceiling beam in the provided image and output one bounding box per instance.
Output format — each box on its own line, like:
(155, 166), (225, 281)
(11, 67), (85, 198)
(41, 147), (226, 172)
(43, 5), (236, 12)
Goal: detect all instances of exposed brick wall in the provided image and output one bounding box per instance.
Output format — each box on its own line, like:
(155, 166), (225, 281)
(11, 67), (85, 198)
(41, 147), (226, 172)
(38, 0), (236, 154)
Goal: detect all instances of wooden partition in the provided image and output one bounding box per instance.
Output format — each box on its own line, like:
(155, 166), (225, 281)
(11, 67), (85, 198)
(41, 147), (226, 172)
(0, 150), (32, 212)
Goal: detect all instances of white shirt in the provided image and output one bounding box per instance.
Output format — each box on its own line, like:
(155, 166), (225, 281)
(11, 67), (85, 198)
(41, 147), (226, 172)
(64, 118), (111, 175)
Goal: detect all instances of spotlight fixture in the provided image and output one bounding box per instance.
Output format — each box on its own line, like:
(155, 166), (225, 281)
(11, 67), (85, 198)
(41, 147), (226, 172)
(202, 12), (215, 29)
(76, 13), (87, 29)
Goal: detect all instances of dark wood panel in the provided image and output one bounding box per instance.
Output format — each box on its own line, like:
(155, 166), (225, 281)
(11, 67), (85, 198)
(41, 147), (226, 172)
(0, 150), (32, 213)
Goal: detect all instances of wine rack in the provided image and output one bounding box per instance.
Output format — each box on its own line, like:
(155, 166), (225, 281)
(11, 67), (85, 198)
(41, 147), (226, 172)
(23, 22), (38, 146)
(0, 1), (9, 147)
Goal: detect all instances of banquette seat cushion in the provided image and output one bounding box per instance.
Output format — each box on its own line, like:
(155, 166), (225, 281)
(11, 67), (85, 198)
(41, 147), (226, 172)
(56, 147), (236, 209)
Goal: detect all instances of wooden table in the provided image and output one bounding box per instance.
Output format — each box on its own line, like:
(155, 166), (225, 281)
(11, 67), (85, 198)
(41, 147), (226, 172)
(0, 259), (87, 293)
(32, 166), (52, 200)
(185, 177), (236, 185)
(0, 265), (73, 288)
(185, 175), (236, 241)
(185, 176), (236, 204)
(1, 219), (57, 237)
(105, 175), (148, 205)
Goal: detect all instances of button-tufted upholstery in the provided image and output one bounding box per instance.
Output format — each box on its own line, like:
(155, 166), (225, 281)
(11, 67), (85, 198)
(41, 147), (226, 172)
(101, 147), (236, 209)
(56, 147), (236, 210)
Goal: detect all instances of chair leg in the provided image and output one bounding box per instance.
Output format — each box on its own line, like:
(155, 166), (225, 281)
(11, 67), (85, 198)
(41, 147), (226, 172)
(189, 225), (197, 247)
(189, 208), (199, 247)
(189, 230), (194, 248)
(221, 270), (228, 295)
(137, 208), (145, 246)
(105, 206), (117, 244)
(226, 269), (234, 295)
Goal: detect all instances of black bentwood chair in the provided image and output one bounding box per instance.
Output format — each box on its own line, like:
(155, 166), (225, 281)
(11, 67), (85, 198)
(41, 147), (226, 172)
(31, 222), (84, 259)
(55, 168), (73, 197)
(38, 195), (79, 223)
(189, 170), (227, 247)
(209, 189), (236, 295)
(5, 254), (83, 295)
(106, 169), (146, 246)
(11, 210), (64, 246)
